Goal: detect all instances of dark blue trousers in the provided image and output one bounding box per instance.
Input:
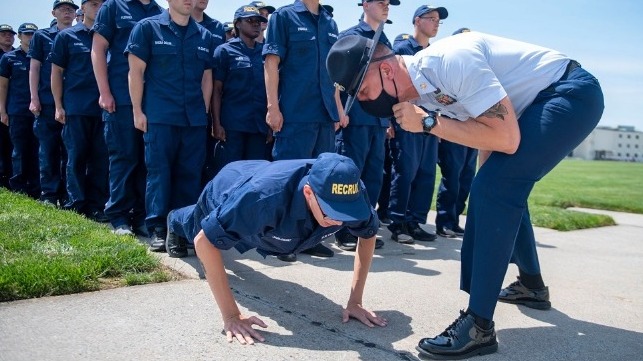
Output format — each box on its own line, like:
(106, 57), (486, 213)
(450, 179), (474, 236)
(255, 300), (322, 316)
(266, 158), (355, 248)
(389, 129), (438, 224)
(143, 124), (206, 230)
(377, 138), (393, 216)
(33, 106), (66, 203)
(462, 67), (604, 320)
(62, 115), (109, 213)
(8, 115), (39, 197)
(213, 130), (271, 174)
(0, 121), (12, 189)
(435, 140), (478, 229)
(272, 122), (335, 160)
(103, 106), (146, 228)
(336, 124), (386, 208)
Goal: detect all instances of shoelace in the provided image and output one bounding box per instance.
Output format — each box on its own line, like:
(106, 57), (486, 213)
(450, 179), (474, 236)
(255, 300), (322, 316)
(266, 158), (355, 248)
(440, 310), (469, 340)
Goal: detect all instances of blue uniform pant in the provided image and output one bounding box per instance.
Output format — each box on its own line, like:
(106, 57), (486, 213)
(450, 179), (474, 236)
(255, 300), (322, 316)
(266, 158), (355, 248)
(272, 121), (335, 160)
(33, 106), (67, 203)
(336, 124), (386, 208)
(8, 115), (40, 197)
(462, 67), (604, 320)
(0, 121), (12, 188)
(103, 107), (146, 228)
(62, 115), (109, 213)
(435, 140), (478, 229)
(144, 124), (206, 230)
(202, 115), (217, 187)
(214, 130), (271, 172)
(377, 138), (393, 216)
(389, 129), (438, 224)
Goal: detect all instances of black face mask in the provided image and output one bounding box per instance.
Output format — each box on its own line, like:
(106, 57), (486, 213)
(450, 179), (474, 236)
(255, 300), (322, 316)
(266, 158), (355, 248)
(359, 68), (399, 118)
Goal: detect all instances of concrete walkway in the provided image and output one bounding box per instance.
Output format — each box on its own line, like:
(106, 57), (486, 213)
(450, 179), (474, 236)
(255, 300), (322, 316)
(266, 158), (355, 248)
(1, 210), (642, 360)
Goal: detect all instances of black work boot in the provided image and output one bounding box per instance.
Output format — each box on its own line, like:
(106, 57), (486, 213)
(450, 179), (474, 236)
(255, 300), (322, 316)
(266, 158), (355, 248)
(499, 277), (551, 310)
(166, 211), (188, 258)
(387, 222), (414, 244)
(335, 229), (358, 251)
(416, 310), (498, 359)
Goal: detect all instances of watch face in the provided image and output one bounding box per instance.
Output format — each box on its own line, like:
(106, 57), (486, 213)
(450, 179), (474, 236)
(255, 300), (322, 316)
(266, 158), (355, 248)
(423, 115), (435, 129)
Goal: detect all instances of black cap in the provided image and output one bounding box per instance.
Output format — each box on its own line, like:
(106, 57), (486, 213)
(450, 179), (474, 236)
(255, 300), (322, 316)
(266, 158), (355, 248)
(412, 5), (448, 24)
(53, 0), (79, 10)
(248, 1), (275, 14)
(358, 0), (401, 6)
(0, 24), (16, 35)
(452, 27), (471, 35)
(326, 22), (386, 115)
(18, 23), (39, 34)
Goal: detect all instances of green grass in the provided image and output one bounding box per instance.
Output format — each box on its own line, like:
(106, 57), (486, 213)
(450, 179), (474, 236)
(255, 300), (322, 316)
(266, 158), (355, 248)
(0, 190), (175, 302)
(433, 159), (643, 231)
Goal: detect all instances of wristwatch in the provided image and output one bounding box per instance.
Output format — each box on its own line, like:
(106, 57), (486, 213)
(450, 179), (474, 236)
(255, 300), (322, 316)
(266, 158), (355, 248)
(422, 111), (439, 134)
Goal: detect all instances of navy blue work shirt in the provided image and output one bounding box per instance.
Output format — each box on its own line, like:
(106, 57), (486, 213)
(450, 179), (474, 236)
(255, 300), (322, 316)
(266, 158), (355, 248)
(262, 0), (339, 123)
(214, 38), (267, 134)
(198, 13), (225, 50)
(199, 159), (379, 257)
(338, 20), (392, 127)
(125, 10), (216, 127)
(27, 25), (61, 106)
(393, 35), (423, 56)
(92, 0), (163, 106)
(0, 49), (32, 116)
(49, 23), (101, 117)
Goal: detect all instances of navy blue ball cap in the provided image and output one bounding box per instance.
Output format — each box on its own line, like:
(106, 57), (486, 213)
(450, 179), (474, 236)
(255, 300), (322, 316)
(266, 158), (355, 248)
(308, 153), (370, 222)
(0, 24), (16, 35)
(234, 5), (268, 23)
(326, 22), (386, 115)
(248, 1), (276, 14)
(53, 0), (79, 10)
(18, 23), (39, 34)
(358, 0), (401, 6)
(223, 22), (234, 32)
(412, 5), (448, 24)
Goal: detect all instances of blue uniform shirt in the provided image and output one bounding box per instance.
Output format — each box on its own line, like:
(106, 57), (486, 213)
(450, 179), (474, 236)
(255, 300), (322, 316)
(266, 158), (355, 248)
(338, 20), (392, 127)
(393, 35), (423, 56)
(199, 159), (378, 256)
(27, 25), (61, 106)
(214, 38), (267, 134)
(262, 0), (339, 123)
(0, 49), (32, 116)
(92, 0), (163, 106)
(125, 10), (216, 127)
(198, 13), (225, 50)
(49, 23), (101, 116)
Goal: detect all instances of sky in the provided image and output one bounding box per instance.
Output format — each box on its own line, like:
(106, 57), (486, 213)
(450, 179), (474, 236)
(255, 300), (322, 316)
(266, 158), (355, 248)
(3, 0), (643, 130)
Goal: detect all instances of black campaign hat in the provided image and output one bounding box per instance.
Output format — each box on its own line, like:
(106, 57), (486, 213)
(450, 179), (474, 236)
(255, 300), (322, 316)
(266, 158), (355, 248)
(326, 22), (385, 115)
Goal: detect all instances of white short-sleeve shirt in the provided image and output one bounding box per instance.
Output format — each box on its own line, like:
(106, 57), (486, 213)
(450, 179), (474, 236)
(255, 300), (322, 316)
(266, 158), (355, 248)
(405, 32), (570, 120)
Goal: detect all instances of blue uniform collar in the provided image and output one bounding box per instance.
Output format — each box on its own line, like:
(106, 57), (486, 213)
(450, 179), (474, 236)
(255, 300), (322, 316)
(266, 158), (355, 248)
(158, 9), (200, 37)
(200, 12), (215, 25)
(357, 19), (373, 33)
(293, 0), (322, 14)
(406, 35), (422, 50)
(289, 176), (312, 224)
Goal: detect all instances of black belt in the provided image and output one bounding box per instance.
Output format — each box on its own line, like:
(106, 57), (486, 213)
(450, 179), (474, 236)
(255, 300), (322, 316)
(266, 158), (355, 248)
(559, 59), (581, 80)
(544, 60), (581, 92)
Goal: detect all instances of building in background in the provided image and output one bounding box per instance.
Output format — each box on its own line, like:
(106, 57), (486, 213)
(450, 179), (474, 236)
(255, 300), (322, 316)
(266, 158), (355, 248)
(573, 126), (642, 162)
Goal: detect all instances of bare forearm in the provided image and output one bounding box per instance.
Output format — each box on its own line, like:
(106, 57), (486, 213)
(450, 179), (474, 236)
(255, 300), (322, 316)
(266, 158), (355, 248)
(91, 34), (112, 96)
(194, 230), (242, 320)
(212, 81), (223, 126)
(50, 65), (64, 109)
(264, 55), (280, 110)
(202, 69), (212, 114)
(127, 57), (145, 113)
(348, 236), (376, 306)
(29, 60), (41, 101)
(0, 78), (8, 113)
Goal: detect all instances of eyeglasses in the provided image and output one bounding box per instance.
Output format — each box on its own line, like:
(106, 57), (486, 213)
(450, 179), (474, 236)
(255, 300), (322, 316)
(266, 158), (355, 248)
(420, 16), (443, 24)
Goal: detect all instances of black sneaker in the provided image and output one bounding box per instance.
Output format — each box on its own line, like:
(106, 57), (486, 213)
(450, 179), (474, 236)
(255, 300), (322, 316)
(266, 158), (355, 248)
(149, 227), (167, 252)
(166, 213), (188, 258)
(387, 222), (414, 244)
(498, 277), (551, 310)
(452, 225), (465, 237)
(301, 243), (334, 257)
(407, 222), (437, 242)
(86, 210), (110, 223)
(335, 230), (357, 251)
(377, 212), (392, 225)
(436, 226), (458, 238)
(277, 253), (297, 262)
(416, 310), (498, 359)
(375, 238), (384, 249)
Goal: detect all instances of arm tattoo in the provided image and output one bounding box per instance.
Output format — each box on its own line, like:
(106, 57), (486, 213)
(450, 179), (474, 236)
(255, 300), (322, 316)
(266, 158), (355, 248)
(481, 102), (508, 121)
